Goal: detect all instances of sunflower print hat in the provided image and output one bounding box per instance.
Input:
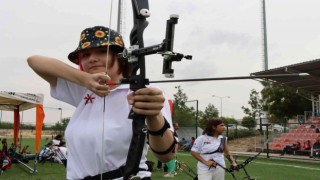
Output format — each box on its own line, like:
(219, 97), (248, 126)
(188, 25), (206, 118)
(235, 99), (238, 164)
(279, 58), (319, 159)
(68, 26), (125, 64)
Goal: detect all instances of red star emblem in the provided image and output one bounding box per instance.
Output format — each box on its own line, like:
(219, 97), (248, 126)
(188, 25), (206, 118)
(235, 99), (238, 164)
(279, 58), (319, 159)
(84, 94), (95, 105)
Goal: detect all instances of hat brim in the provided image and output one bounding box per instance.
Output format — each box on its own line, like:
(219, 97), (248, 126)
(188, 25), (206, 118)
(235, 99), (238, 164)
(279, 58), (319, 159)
(68, 44), (124, 65)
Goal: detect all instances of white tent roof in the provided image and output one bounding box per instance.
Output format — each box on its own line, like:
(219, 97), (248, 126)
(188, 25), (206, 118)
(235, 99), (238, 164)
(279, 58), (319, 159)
(0, 91), (44, 111)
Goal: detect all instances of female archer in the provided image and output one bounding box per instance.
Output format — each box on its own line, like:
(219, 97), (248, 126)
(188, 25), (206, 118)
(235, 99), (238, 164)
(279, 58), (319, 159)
(191, 119), (237, 180)
(27, 26), (176, 179)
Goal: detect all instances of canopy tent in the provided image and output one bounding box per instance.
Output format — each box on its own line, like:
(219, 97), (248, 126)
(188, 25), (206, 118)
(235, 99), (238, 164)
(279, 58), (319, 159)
(0, 91), (45, 154)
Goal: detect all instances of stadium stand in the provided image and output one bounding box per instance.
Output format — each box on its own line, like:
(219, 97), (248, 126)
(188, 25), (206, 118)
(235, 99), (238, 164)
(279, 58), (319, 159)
(268, 121), (320, 154)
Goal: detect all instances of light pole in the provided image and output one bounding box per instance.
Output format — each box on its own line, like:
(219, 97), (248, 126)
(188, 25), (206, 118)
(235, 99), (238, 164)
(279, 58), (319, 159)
(58, 108), (63, 134)
(185, 100), (199, 138)
(44, 107), (63, 134)
(212, 95), (230, 117)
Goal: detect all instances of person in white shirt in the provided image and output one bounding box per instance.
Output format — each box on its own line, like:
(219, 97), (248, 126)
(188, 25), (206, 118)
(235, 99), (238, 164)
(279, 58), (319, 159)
(191, 119), (237, 180)
(27, 26), (176, 180)
(39, 142), (54, 163)
(52, 134), (64, 146)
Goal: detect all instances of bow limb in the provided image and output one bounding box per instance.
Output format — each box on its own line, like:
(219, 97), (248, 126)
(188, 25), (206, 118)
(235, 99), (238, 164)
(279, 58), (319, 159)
(123, 0), (149, 179)
(226, 151), (261, 172)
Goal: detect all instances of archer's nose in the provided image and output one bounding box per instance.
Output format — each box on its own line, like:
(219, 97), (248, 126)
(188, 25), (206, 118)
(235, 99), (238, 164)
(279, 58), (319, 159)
(89, 55), (99, 63)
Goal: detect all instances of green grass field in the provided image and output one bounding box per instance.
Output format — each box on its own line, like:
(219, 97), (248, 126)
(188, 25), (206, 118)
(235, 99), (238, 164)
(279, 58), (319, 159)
(1, 138), (320, 179)
(149, 151), (320, 180)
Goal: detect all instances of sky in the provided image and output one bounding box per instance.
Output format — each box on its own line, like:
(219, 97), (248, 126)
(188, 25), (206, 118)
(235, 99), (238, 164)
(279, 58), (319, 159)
(1, 0), (320, 124)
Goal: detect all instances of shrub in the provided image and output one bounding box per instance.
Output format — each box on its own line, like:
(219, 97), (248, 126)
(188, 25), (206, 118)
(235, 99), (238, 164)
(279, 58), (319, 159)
(226, 129), (257, 140)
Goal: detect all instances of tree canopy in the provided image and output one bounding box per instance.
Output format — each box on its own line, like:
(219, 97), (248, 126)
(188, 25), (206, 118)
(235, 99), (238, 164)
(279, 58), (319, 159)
(260, 81), (311, 124)
(172, 86), (220, 127)
(198, 103), (219, 127)
(241, 116), (256, 129)
(242, 81), (312, 124)
(172, 85), (197, 126)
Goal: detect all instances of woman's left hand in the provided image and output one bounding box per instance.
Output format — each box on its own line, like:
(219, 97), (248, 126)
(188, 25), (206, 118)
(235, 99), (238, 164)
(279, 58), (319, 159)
(232, 162), (239, 171)
(127, 87), (165, 116)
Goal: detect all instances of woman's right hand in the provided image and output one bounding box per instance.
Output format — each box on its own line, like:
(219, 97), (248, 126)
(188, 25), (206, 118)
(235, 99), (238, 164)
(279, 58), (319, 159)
(205, 159), (216, 167)
(84, 72), (111, 97)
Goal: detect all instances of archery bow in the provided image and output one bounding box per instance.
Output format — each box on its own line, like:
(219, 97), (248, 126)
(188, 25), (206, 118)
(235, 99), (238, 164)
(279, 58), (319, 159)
(121, 0), (191, 179)
(206, 152), (261, 180)
(221, 151), (261, 173)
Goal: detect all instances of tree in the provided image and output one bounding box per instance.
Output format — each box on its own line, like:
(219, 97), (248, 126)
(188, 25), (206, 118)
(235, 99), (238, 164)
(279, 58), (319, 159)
(52, 117), (70, 134)
(222, 117), (238, 125)
(241, 89), (263, 120)
(199, 103), (219, 127)
(172, 86), (196, 126)
(173, 85), (188, 109)
(173, 108), (196, 126)
(260, 81), (311, 124)
(61, 117), (70, 131)
(241, 116), (256, 129)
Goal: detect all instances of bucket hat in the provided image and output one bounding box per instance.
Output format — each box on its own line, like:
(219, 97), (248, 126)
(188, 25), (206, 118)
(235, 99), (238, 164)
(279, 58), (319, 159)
(68, 26), (124, 64)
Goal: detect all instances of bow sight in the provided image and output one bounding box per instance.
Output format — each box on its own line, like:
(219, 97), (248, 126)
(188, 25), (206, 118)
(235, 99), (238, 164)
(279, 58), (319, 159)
(119, 9), (192, 79)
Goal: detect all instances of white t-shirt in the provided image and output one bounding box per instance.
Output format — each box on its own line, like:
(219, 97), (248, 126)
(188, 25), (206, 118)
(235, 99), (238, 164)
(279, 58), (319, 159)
(51, 78), (173, 180)
(191, 134), (226, 171)
(52, 139), (60, 146)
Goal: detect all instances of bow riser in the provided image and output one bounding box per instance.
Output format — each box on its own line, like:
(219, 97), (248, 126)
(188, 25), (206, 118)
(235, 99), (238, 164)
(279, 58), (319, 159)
(123, 0), (150, 179)
(123, 0), (191, 179)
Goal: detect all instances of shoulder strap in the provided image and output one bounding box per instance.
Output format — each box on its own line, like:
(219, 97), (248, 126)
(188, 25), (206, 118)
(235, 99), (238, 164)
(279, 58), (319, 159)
(203, 136), (226, 154)
(219, 137), (226, 151)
